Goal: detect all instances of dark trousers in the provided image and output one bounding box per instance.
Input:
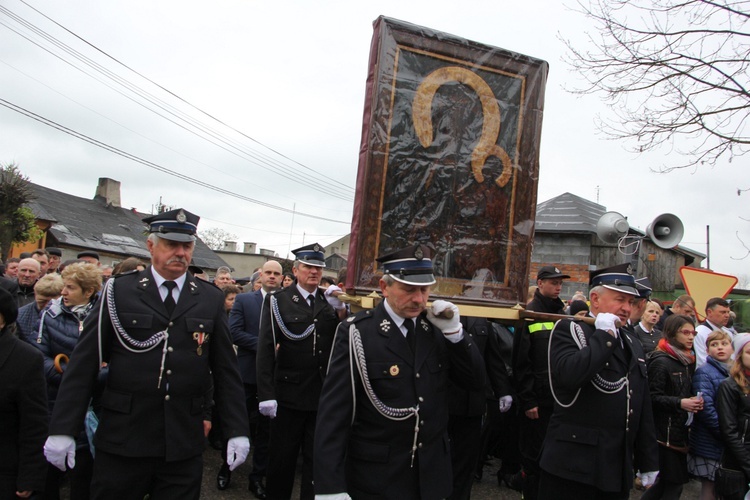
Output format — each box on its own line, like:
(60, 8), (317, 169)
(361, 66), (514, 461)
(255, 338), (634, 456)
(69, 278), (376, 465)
(266, 406), (316, 500)
(41, 446), (94, 500)
(538, 470), (628, 500)
(90, 450), (203, 500)
(447, 414), (483, 500)
(246, 383), (270, 482)
(519, 404), (552, 500)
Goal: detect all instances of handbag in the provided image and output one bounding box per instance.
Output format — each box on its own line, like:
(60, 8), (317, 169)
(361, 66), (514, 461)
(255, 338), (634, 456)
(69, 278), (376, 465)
(715, 465), (747, 500)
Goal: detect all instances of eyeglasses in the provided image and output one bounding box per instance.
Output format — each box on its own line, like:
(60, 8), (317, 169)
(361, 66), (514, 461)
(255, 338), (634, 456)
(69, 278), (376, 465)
(678, 329), (696, 336)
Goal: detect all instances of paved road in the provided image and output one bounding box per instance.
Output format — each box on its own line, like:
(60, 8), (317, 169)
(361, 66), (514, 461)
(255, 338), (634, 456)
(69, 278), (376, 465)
(197, 448), (702, 499)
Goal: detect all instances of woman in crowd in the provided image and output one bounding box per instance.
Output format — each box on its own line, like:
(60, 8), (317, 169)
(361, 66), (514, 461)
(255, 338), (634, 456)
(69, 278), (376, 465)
(717, 333), (750, 500)
(690, 330), (734, 500)
(223, 284), (242, 315)
(643, 314), (703, 499)
(112, 257), (145, 275)
(0, 287), (49, 498)
(636, 300), (663, 354)
(282, 272), (294, 288)
(36, 262), (102, 500)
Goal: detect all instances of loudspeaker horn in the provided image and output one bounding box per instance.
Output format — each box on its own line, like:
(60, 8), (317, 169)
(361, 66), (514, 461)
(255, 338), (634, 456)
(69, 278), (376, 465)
(646, 213), (684, 249)
(596, 211), (630, 244)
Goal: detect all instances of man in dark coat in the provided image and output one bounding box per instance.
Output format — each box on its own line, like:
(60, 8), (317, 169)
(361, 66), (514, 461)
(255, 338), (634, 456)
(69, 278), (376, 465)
(256, 243), (346, 500)
(44, 208), (249, 500)
(0, 287), (48, 498)
(539, 265), (659, 499)
(313, 244), (486, 499)
(225, 259), (283, 498)
(512, 265), (569, 500)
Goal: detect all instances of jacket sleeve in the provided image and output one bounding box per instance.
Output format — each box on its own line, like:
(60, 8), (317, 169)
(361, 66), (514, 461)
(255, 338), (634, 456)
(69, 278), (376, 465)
(446, 331), (487, 392)
(256, 293), (276, 402)
(647, 357), (682, 412)
(486, 323), (513, 398)
(549, 321), (614, 391)
(16, 345), (49, 493)
(314, 322), (354, 494)
(229, 295), (258, 350)
(717, 380), (750, 479)
(512, 323), (537, 410)
(633, 376), (660, 473)
(693, 366), (722, 440)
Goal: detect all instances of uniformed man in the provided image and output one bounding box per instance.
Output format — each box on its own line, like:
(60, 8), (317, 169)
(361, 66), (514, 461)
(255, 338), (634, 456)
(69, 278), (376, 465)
(256, 243), (346, 500)
(43, 208), (250, 500)
(538, 265), (659, 499)
(313, 244), (486, 499)
(512, 265), (570, 500)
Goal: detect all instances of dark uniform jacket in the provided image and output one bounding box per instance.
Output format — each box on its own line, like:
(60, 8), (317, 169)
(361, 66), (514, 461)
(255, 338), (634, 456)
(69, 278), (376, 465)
(48, 268), (248, 462)
(256, 284), (339, 411)
(540, 319), (658, 493)
(229, 289), (264, 384)
(313, 303), (486, 499)
(0, 331), (48, 495)
(513, 289), (565, 412)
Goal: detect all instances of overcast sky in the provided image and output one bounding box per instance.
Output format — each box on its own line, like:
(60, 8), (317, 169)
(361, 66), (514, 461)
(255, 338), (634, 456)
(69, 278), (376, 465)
(1, 0), (748, 284)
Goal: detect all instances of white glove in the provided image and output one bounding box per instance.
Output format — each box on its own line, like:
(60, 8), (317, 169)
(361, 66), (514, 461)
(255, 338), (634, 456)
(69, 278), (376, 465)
(226, 436), (250, 471)
(44, 435), (76, 471)
(324, 285), (346, 311)
(499, 395), (513, 413)
(259, 400), (278, 418)
(594, 312), (619, 336)
(426, 300), (461, 335)
(640, 470), (659, 488)
(315, 494), (352, 500)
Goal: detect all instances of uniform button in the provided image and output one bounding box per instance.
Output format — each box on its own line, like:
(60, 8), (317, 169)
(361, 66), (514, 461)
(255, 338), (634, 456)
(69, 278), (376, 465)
(605, 362), (609, 367)
(132, 320), (137, 324)
(420, 420), (424, 425)
(383, 371), (388, 375)
(318, 350), (322, 354)
(166, 370), (172, 375)
(164, 395), (170, 401)
(415, 373), (421, 379)
(630, 409), (634, 414)
(630, 390), (634, 395)
(169, 321), (174, 327)
(438, 364), (442, 368)
(418, 397), (424, 402)
(314, 319), (318, 323)
(606, 341), (612, 348)
(418, 443), (423, 449)
(572, 434), (577, 439)
(167, 347), (174, 352)
(199, 324), (204, 328)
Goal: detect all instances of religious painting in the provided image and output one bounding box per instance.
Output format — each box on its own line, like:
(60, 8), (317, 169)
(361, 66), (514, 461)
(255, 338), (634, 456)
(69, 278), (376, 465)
(348, 17), (549, 306)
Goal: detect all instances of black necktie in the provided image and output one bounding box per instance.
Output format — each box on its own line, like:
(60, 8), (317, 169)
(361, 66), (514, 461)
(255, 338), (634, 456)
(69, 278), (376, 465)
(405, 319), (416, 354)
(308, 294), (315, 309)
(163, 281), (177, 316)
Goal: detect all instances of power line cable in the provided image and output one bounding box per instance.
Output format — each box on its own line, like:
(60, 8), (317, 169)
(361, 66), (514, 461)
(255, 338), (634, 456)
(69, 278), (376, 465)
(0, 97), (351, 225)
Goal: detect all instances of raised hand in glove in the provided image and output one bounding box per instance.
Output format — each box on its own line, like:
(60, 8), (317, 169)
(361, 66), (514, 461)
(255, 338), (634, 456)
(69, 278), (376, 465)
(499, 395), (513, 413)
(324, 285), (346, 311)
(44, 435), (76, 471)
(426, 300), (461, 335)
(226, 436), (250, 471)
(594, 312), (620, 337)
(259, 400), (278, 418)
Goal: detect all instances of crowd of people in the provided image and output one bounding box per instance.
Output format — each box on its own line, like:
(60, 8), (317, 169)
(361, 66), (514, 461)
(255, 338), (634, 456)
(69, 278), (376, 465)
(0, 212), (748, 500)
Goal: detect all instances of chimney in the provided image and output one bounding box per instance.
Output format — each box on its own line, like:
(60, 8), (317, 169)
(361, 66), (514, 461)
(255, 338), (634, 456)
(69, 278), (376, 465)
(243, 242), (256, 254)
(95, 178), (122, 207)
(223, 241), (237, 252)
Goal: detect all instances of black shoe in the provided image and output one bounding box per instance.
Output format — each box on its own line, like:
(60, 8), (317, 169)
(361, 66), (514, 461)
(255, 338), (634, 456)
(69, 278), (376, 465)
(217, 464), (231, 490)
(248, 479), (267, 499)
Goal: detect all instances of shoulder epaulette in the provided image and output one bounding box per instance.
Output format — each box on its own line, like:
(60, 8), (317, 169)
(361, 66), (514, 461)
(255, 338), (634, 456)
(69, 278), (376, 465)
(345, 308), (373, 324)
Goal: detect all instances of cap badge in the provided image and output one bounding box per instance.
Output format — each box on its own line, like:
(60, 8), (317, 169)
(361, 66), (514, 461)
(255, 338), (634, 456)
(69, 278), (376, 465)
(313, 243), (321, 252)
(389, 365), (400, 376)
(414, 245), (424, 260)
(626, 264), (633, 274)
(555, 267), (561, 273)
(176, 210), (187, 223)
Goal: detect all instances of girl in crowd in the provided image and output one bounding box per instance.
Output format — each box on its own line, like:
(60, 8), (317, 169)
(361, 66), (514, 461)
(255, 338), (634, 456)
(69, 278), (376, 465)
(643, 314), (703, 499)
(690, 330), (734, 500)
(636, 300), (663, 354)
(36, 262), (103, 500)
(717, 333), (750, 500)
(282, 272), (294, 288)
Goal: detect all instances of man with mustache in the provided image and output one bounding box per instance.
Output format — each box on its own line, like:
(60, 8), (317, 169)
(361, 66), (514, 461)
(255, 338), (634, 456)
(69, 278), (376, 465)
(44, 208), (249, 499)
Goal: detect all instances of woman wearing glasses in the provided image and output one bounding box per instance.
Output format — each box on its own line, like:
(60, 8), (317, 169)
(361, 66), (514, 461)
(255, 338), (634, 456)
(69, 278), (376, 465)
(642, 315), (704, 499)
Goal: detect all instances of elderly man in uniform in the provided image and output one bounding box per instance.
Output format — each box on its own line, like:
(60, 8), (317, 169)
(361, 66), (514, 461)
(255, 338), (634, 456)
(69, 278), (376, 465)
(538, 264), (659, 499)
(313, 244), (486, 499)
(257, 243), (346, 500)
(43, 208), (249, 500)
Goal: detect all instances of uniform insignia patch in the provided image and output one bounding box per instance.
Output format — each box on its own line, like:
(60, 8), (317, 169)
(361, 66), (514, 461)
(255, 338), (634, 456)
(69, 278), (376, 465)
(292, 295), (300, 303)
(420, 319), (430, 331)
(379, 319), (391, 331)
(189, 281), (197, 290)
(347, 316), (355, 323)
(139, 277), (149, 283)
